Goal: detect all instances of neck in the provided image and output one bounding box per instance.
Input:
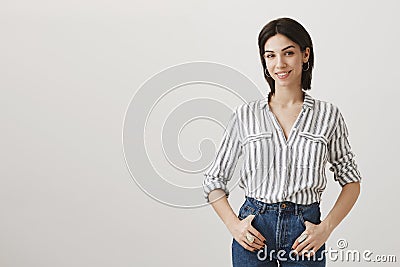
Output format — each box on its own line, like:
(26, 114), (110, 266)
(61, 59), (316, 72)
(269, 86), (304, 107)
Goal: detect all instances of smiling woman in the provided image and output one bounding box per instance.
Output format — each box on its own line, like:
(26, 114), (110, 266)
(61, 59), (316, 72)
(263, 36), (309, 91)
(258, 18), (314, 96)
(203, 17), (362, 267)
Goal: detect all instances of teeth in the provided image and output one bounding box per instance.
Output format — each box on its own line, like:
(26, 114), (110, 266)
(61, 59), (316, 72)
(277, 72), (288, 76)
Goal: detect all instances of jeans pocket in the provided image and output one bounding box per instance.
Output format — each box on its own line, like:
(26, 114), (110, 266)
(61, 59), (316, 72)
(298, 204), (321, 228)
(238, 200), (259, 220)
(298, 210), (306, 228)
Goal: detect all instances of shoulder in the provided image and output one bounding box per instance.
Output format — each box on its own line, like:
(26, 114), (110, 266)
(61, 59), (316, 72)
(230, 98), (265, 118)
(236, 98), (266, 112)
(310, 96), (350, 139)
(229, 99), (265, 136)
(237, 98), (262, 110)
(312, 96), (345, 123)
(312, 97), (340, 114)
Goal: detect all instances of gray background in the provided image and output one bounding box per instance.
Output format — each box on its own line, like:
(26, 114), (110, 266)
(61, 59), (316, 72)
(1, 0), (399, 266)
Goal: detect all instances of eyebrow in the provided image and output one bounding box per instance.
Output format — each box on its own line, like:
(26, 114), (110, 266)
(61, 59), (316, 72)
(264, 45), (295, 53)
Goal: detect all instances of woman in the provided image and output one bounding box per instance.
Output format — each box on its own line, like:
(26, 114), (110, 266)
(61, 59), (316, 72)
(203, 17), (362, 266)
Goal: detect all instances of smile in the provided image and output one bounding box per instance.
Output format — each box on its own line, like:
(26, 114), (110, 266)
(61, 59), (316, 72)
(275, 70), (292, 79)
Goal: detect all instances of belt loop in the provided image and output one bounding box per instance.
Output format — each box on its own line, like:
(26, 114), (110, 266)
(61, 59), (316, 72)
(295, 204), (298, 216)
(260, 202), (266, 214)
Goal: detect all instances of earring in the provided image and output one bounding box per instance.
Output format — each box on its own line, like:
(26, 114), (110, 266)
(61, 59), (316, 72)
(264, 69), (271, 78)
(302, 62), (310, 71)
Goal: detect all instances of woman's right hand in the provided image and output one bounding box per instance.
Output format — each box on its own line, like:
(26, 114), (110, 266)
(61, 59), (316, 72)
(207, 191), (266, 252)
(227, 214), (266, 252)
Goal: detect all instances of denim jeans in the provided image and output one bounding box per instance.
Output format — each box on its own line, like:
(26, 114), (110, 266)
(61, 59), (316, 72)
(232, 197), (326, 267)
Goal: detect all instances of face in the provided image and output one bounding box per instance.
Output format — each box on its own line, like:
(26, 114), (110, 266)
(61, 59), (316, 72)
(263, 33), (310, 89)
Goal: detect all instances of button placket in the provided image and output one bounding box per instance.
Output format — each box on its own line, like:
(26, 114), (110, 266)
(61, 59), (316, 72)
(282, 144), (290, 199)
(265, 104), (310, 201)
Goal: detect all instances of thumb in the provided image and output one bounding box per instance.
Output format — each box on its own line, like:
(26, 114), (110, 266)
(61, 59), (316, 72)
(246, 214), (256, 222)
(304, 221), (313, 228)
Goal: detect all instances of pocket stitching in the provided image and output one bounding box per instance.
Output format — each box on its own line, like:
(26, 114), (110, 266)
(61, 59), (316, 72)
(238, 205), (259, 220)
(298, 132), (328, 145)
(298, 207), (322, 226)
(298, 210), (306, 227)
(296, 132), (328, 168)
(242, 132), (273, 146)
(242, 132), (275, 170)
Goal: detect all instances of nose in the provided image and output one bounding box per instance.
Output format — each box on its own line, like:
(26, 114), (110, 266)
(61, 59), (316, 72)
(276, 55), (287, 69)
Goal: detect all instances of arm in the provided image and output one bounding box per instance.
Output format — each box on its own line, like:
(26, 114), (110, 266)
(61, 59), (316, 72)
(322, 181), (360, 232)
(208, 189), (240, 229)
(292, 182), (361, 255)
(203, 109), (265, 251)
(292, 107), (363, 256)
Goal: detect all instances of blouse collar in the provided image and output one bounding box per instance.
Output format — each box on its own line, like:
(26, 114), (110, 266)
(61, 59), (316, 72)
(258, 91), (314, 111)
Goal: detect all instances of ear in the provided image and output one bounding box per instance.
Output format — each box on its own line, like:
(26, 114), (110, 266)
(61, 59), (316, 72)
(303, 47), (310, 63)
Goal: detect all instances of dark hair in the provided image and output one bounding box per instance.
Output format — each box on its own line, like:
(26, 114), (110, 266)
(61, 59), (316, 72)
(258, 17), (314, 96)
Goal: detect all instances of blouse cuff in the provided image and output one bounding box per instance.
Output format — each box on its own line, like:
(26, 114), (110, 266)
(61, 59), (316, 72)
(329, 151), (362, 187)
(202, 176), (230, 202)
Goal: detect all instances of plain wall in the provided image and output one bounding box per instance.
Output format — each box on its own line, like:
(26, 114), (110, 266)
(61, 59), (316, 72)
(1, 0), (399, 266)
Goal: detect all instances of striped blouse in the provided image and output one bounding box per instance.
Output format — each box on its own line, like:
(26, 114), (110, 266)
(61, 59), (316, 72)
(203, 92), (362, 205)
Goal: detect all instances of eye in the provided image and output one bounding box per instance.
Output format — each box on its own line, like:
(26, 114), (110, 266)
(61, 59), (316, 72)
(285, 51), (294, 56)
(265, 54), (274, 59)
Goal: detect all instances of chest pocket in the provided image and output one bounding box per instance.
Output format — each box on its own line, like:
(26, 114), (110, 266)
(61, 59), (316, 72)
(296, 131), (328, 168)
(241, 132), (275, 171)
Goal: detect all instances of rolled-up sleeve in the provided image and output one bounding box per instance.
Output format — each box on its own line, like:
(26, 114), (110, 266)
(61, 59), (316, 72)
(203, 110), (243, 202)
(328, 108), (362, 186)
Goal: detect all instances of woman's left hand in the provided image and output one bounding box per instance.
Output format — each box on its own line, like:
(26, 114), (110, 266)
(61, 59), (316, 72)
(291, 220), (332, 257)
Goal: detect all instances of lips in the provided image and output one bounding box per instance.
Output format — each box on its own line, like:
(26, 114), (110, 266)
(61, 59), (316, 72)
(275, 70), (292, 79)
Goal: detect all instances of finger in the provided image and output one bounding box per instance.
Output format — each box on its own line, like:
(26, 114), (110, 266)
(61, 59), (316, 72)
(253, 240), (265, 250)
(294, 237), (310, 254)
(242, 231), (264, 250)
(304, 220), (315, 227)
(246, 214), (256, 221)
(248, 233), (265, 248)
(240, 241), (255, 252)
(253, 243), (264, 250)
(248, 226), (266, 243)
(299, 243), (314, 257)
(292, 238), (298, 250)
(311, 243), (322, 254)
(299, 244), (312, 255)
(292, 240), (298, 250)
(243, 235), (264, 250)
(292, 231), (308, 250)
(307, 249), (316, 257)
(242, 239), (260, 252)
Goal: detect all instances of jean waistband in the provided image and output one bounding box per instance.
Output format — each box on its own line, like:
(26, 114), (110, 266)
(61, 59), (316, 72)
(245, 196), (320, 215)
